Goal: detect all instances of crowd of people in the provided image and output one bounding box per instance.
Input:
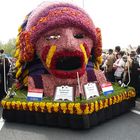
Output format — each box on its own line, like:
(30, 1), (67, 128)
(101, 45), (140, 97)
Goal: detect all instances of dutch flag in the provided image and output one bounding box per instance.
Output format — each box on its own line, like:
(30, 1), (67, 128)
(27, 88), (43, 101)
(101, 82), (114, 96)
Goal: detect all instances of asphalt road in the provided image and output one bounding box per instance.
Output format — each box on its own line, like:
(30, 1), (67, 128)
(0, 105), (140, 140)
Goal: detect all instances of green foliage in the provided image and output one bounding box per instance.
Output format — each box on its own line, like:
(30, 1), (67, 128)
(0, 38), (16, 57)
(3, 83), (135, 103)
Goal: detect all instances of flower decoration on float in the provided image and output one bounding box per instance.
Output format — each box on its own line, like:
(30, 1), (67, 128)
(1, 89), (136, 115)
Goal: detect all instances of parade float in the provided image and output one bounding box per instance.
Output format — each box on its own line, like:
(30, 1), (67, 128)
(1, 1), (136, 129)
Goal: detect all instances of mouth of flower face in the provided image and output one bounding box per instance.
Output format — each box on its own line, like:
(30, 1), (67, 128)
(50, 51), (86, 79)
(55, 56), (82, 71)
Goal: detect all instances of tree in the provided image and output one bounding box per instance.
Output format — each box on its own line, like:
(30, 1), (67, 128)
(0, 38), (16, 57)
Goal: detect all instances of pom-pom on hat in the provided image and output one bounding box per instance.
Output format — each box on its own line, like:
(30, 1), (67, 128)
(16, 1), (102, 68)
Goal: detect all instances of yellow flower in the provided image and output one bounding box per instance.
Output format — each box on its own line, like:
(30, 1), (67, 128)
(116, 95), (120, 103)
(53, 103), (59, 112)
(46, 102), (52, 113)
(131, 91), (136, 97)
(18, 53), (22, 61)
(23, 76), (28, 84)
(75, 103), (83, 115)
(15, 60), (21, 68)
(6, 102), (11, 110)
(60, 103), (67, 114)
(89, 103), (94, 114)
(94, 56), (102, 70)
(95, 101), (99, 112)
(1, 100), (6, 108)
(124, 92), (128, 100)
(18, 26), (22, 32)
(99, 100), (103, 110)
(84, 103), (89, 115)
(122, 93), (125, 100)
(113, 96), (117, 104)
(16, 101), (21, 110)
(104, 99), (108, 108)
(129, 91), (132, 97)
(14, 48), (20, 58)
(127, 91), (130, 98)
(34, 102), (39, 112)
(11, 101), (16, 109)
(40, 102), (46, 112)
(109, 98), (112, 106)
(27, 102), (33, 111)
(22, 102), (27, 110)
(16, 35), (20, 46)
(119, 94), (122, 102)
(96, 56), (102, 65)
(16, 67), (22, 78)
(68, 103), (74, 114)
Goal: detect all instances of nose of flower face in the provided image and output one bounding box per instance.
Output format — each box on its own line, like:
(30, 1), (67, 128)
(62, 29), (79, 51)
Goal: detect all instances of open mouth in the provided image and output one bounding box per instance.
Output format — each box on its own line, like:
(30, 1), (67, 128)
(50, 51), (86, 79)
(56, 56), (82, 71)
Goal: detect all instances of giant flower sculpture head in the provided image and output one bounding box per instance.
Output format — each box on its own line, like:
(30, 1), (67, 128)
(15, 2), (104, 95)
(16, 2), (102, 77)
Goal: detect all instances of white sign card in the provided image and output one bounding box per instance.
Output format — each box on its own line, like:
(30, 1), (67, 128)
(84, 82), (100, 99)
(54, 85), (74, 101)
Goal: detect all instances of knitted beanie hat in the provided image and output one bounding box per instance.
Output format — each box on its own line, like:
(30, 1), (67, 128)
(27, 2), (96, 41)
(15, 1), (102, 68)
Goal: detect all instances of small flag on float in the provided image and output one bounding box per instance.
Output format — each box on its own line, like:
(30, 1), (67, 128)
(101, 82), (114, 96)
(27, 88), (43, 101)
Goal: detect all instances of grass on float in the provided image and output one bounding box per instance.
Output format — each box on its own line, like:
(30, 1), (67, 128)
(3, 83), (134, 103)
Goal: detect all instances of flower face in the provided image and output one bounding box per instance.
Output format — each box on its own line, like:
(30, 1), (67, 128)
(36, 27), (93, 79)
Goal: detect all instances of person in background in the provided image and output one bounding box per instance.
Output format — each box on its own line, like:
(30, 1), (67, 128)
(131, 46), (140, 97)
(100, 52), (107, 71)
(115, 46), (121, 59)
(7, 58), (16, 87)
(0, 49), (10, 100)
(105, 49), (116, 82)
(113, 51), (125, 85)
(121, 55), (131, 87)
(130, 51), (136, 60)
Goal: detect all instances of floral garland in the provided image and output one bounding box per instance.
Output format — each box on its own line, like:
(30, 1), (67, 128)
(94, 28), (102, 70)
(1, 90), (136, 115)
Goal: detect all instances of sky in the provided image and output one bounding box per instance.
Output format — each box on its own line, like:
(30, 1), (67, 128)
(0, 0), (140, 49)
